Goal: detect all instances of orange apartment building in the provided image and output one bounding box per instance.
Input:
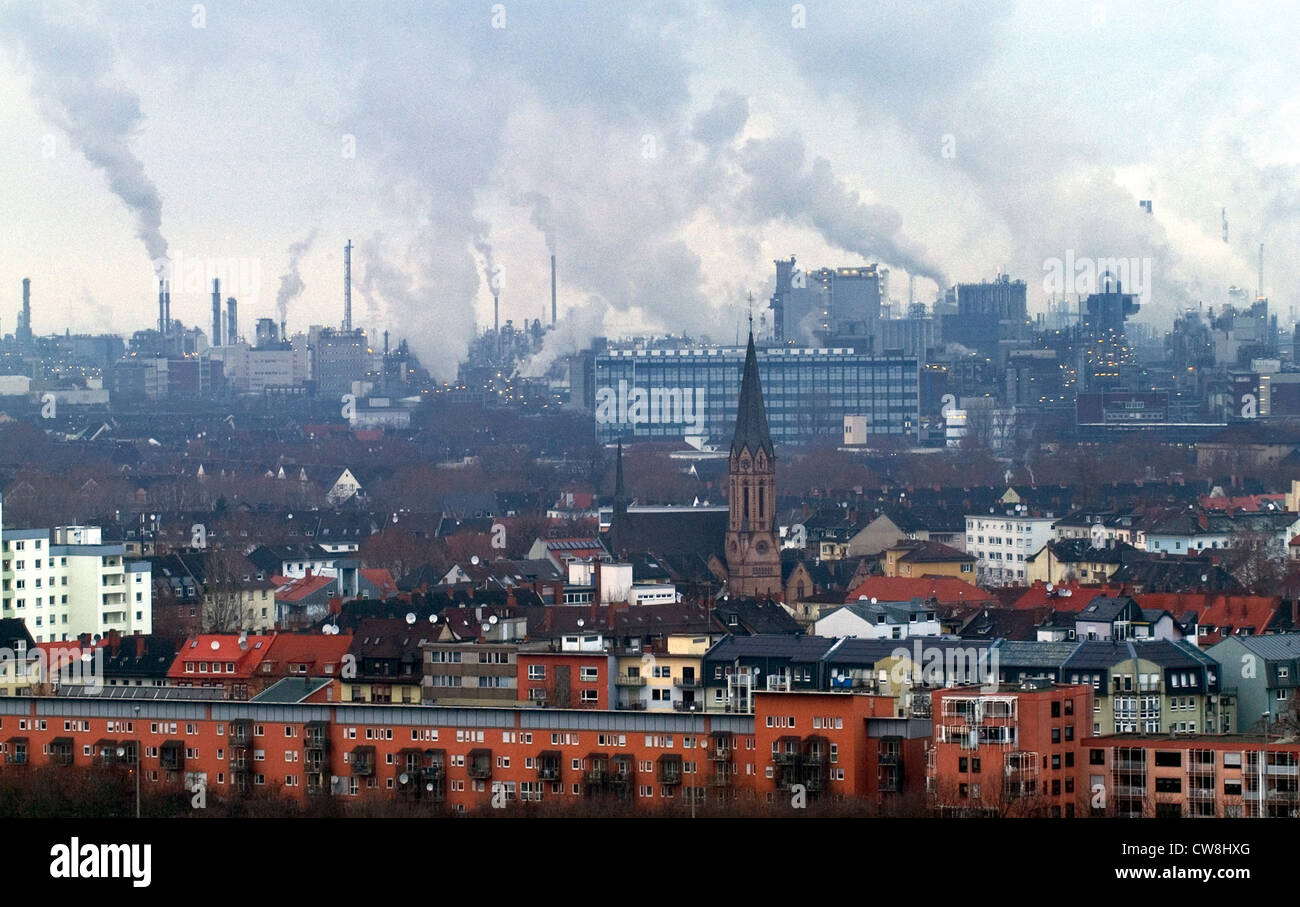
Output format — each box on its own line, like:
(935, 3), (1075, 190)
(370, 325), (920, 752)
(928, 681), (1095, 817)
(1084, 735), (1300, 818)
(515, 650), (613, 710)
(5, 683), (1298, 817)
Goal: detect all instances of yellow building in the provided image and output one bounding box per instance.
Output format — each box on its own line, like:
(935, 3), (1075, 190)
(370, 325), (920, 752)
(1025, 538), (1136, 586)
(613, 633), (712, 713)
(882, 540), (977, 585)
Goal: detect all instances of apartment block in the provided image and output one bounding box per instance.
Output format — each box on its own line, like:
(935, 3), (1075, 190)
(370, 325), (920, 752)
(1, 526), (152, 643)
(928, 681), (1094, 817)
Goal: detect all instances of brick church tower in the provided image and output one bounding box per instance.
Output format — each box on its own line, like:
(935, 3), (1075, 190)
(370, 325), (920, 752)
(725, 331), (781, 597)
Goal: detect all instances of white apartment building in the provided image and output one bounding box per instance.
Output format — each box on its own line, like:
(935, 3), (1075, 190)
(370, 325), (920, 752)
(965, 513), (1056, 586)
(1, 525), (152, 643)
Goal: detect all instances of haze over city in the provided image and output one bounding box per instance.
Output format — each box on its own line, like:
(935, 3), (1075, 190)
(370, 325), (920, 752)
(3, 1), (1299, 379)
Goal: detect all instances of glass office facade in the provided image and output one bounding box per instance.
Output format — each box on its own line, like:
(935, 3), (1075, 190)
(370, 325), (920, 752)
(593, 347), (919, 446)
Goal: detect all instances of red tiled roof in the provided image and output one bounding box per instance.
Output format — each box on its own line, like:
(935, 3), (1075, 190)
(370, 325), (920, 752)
(167, 634), (274, 679)
(275, 574), (336, 602)
(258, 633), (353, 676)
(1138, 593), (1281, 645)
(845, 576), (994, 605)
(1011, 581), (1121, 612)
(360, 568), (398, 598)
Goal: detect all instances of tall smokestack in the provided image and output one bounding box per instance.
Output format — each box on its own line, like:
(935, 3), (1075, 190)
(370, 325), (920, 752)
(158, 279), (166, 334)
(164, 281), (171, 333)
(21, 277), (31, 343)
(227, 297), (238, 345)
(212, 279), (222, 345)
(344, 238), (353, 332)
(550, 254), (557, 326)
(1259, 243), (1265, 300)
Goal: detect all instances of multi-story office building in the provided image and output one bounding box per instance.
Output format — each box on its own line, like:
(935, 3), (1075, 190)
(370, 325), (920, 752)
(594, 346), (919, 446)
(965, 513), (1056, 585)
(1, 525), (152, 643)
(310, 327), (372, 396)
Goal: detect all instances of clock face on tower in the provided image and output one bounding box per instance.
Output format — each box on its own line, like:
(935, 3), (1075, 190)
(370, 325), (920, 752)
(755, 540), (769, 555)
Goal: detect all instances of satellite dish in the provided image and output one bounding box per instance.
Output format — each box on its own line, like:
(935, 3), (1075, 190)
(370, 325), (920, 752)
(210, 640), (220, 651)
(471, 555), (480, 565)
(1201, 574), (1208, 583)
(1061, 589), (1072, 597)
(399, 773), (409, 785)
(426, 782), (435, 792)
(871, 597), (878, 605)
(1045, 583), (1054, 593)
(116, 746), (126, 758)
(858, 595), (868, 601)
(489, 615), (498, 625)
(405, 612), (417, 625)
(577, 618), (586, 628)
(429, 614), (437, 624)
(481, 623), (491, 633)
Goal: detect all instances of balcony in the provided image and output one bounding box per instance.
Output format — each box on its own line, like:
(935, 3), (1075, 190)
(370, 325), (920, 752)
(537, 750), (562, 782)
(615, 674), (647, 687)
(230, 753), (250, 772)
(710, 767), (733, 787)
(672, 700), (703, 713)
(611, 755), (634, 784)
(229, 720), (252, 749)
(425, 749), (447, 779)
(673, 675), (702, 688)
(304, 721), (329, 752)
(350, 745), (376, 776)
(709, 733), (732, 762)
(160, 740), (185, 772)
(467, 748), (493, 780)
(656, 754), (683, 786)
(584, 753), (610, 785)
(51, 737), (75, 766)
(93, 740), (118, 767)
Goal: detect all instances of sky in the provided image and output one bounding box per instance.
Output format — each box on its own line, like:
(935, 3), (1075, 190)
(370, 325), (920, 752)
(1, 0), (1298, 380)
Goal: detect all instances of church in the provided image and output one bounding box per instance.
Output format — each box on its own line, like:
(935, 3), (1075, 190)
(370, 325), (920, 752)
(607, 331), (783, 599)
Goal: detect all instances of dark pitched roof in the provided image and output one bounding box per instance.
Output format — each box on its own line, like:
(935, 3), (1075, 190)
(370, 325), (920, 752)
(730, 332), (773, 459)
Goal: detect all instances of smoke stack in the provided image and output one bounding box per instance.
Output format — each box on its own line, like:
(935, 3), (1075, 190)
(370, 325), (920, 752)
(212, 279), (222, 345)
(494, 293), (499, 335)
(226, 297), (238, 345)
(164, 281), (171, 333)
(383, 329), (389, 356)
(550, 254), (557, 326)
(20, 277), (31, 343)
(344, 238), (353, 332)
(158, 279), (166, 334)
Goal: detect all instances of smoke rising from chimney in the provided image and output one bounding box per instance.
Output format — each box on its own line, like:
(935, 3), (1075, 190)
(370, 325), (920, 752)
(275, 228), (318, 330)
(3, 7), (169, 275)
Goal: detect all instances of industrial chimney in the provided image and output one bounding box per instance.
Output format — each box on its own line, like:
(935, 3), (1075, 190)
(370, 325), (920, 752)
(212, 279), (222, 345)
(164, 281), (172, 334)
(550, 254), (557, 326)
(158, 280), (166, 334)
(227, 297), (238, 345)
(344, 239), (353, 332)
(20, 277), (31, 343)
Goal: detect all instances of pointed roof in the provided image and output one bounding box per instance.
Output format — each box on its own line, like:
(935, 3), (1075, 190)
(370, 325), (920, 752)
(730, 332), (773, 459)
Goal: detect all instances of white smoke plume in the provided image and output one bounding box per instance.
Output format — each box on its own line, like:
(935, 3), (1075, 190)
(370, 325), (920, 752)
(1, 5), (169, 274)
(276, 228), (318, 328)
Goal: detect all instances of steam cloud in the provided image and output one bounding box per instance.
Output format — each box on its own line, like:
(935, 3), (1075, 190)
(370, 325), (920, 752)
(276, 228), (318, 329)
(2, 6), (169, 273)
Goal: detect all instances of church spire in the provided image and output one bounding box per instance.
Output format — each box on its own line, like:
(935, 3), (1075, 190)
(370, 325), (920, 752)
(730, 330), (773, 459)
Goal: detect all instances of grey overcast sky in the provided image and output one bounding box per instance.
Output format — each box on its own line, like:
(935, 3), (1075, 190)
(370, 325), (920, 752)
(1, 0), (1298, 378)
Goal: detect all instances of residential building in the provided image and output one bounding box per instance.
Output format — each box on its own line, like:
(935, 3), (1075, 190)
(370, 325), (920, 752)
(965, 513), (1056, 586)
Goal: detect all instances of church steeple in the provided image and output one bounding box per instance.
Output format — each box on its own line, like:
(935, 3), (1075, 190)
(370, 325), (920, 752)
(609, 439), (628, 558)
(731, 331), (774, 460)
(724, 331), (780, 598)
